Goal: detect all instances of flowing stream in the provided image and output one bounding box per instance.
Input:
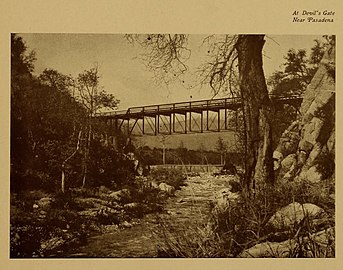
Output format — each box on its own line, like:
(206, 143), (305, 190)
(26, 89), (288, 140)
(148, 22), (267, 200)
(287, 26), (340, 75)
(62, 174), (232, 258)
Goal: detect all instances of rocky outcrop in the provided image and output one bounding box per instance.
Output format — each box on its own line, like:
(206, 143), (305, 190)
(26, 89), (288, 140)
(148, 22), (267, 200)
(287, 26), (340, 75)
(274, 38), (335, 183)
(266, 202), (326, 230)
(239, 227), (334, 258)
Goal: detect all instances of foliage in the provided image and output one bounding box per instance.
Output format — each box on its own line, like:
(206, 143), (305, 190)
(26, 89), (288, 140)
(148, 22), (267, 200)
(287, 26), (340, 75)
(268, 38), (328, 144)
(313, 151), (335, 184)
(87, 140), (135, 188)
(268, 39), (327, 96)
(214, 136), (227, 154)
(137, 145), (240, 165)
(75, 66), (119, 116)
(39, 68), (75, 93)
(11, 34), (127, 193)
(11, 34), (87, 191)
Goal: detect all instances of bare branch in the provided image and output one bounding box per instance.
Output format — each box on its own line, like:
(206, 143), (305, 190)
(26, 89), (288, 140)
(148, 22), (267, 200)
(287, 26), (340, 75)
(197, 35), (239, 97)
(126, 34), (190, 85)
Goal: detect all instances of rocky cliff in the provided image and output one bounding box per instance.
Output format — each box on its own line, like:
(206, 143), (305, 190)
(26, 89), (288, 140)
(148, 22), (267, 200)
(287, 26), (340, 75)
(274, 37), (335, 184)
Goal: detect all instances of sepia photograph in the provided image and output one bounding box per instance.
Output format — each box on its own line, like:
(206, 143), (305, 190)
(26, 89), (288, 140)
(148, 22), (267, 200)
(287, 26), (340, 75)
(9, 33), (335, 258)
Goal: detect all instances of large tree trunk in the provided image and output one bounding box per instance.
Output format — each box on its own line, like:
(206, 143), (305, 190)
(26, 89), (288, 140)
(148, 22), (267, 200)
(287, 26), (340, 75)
(236, 35), (274, 190)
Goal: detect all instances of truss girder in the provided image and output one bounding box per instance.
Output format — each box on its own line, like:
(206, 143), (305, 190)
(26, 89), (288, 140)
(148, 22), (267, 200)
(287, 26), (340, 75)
(99, 95), (303, 136)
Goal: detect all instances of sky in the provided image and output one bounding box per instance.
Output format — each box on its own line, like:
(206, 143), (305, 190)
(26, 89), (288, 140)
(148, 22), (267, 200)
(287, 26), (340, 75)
(19, 34), (324, 111)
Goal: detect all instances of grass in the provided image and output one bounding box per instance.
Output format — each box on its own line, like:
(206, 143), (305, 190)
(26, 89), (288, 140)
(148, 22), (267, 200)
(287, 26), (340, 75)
(153, 176), (335, 258)
(154, 218), (232, 258)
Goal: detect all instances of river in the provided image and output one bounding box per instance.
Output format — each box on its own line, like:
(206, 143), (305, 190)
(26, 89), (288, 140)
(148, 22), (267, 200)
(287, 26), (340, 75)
(61, 174), (233, 258)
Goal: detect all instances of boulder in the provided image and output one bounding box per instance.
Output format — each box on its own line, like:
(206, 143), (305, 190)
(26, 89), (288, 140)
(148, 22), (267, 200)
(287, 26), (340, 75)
(108, 189), (131, 201)
(239, 227), (334, 258)
(37, 197), (53, 210)
(301, 117), (324, 146)
(280, 154), (297, 173)
(274, 41), (335, 185)
(124, 202), (139, 210)
(214, 188), (239, 212)
(299, 165), (323, 183)
(158, 183), (175, 195)
(99, 185), (111, 194)
(239, 239), (297, 258)
(150, 181), (159, 189)
(267, 202), (325, 230)
(273, 151), (283, 171)
(122, 220), (132, 228)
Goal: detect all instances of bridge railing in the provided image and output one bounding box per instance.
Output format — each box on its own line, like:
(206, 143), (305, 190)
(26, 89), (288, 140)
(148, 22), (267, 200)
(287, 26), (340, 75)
(95, 94), (302, 118)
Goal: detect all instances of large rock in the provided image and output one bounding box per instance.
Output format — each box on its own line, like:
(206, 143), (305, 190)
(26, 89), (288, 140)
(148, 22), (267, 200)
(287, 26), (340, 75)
(239, 239), (297, 258)
(275, 121), (301, 157)
(213, 188), (239, 212)
(239, 227), (334, 258)
(298, 165), (323, 183)
(108, 189), (131, 201)
(267, 202), (325, 230)
(37, 197), (53, 210)
(123, 202), (139, 210)
(278, 153), (297, 178)
(301, 117), (324, 147)
(158, 183), (175, 195)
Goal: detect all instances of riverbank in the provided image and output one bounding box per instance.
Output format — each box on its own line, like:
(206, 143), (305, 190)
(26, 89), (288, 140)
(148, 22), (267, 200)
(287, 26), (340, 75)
(10, 168), (187, 257)
(59, 174), (236, 257)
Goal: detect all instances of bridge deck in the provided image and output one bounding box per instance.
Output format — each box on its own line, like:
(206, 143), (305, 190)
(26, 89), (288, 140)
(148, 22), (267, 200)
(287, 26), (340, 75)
(96, 95), (302, 136)
(97, 94), (302, 120)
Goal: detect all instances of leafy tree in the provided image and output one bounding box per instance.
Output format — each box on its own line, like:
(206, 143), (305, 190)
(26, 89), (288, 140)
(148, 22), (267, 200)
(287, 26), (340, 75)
(268, 39), (327, 96)
(11, 35), (88, 192)
(39, 68), (75, 94)
(11, 34), (37, 189)
(76, 66), (119, 117)
(74, 66), (120, 188)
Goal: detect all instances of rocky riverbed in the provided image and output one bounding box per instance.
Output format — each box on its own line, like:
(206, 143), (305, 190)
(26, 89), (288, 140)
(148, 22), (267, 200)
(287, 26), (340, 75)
(61, 174), (235, 258)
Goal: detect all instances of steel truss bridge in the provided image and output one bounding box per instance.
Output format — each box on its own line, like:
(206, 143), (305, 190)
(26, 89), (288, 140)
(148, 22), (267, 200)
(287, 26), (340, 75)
(97, 95), (302, 136)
